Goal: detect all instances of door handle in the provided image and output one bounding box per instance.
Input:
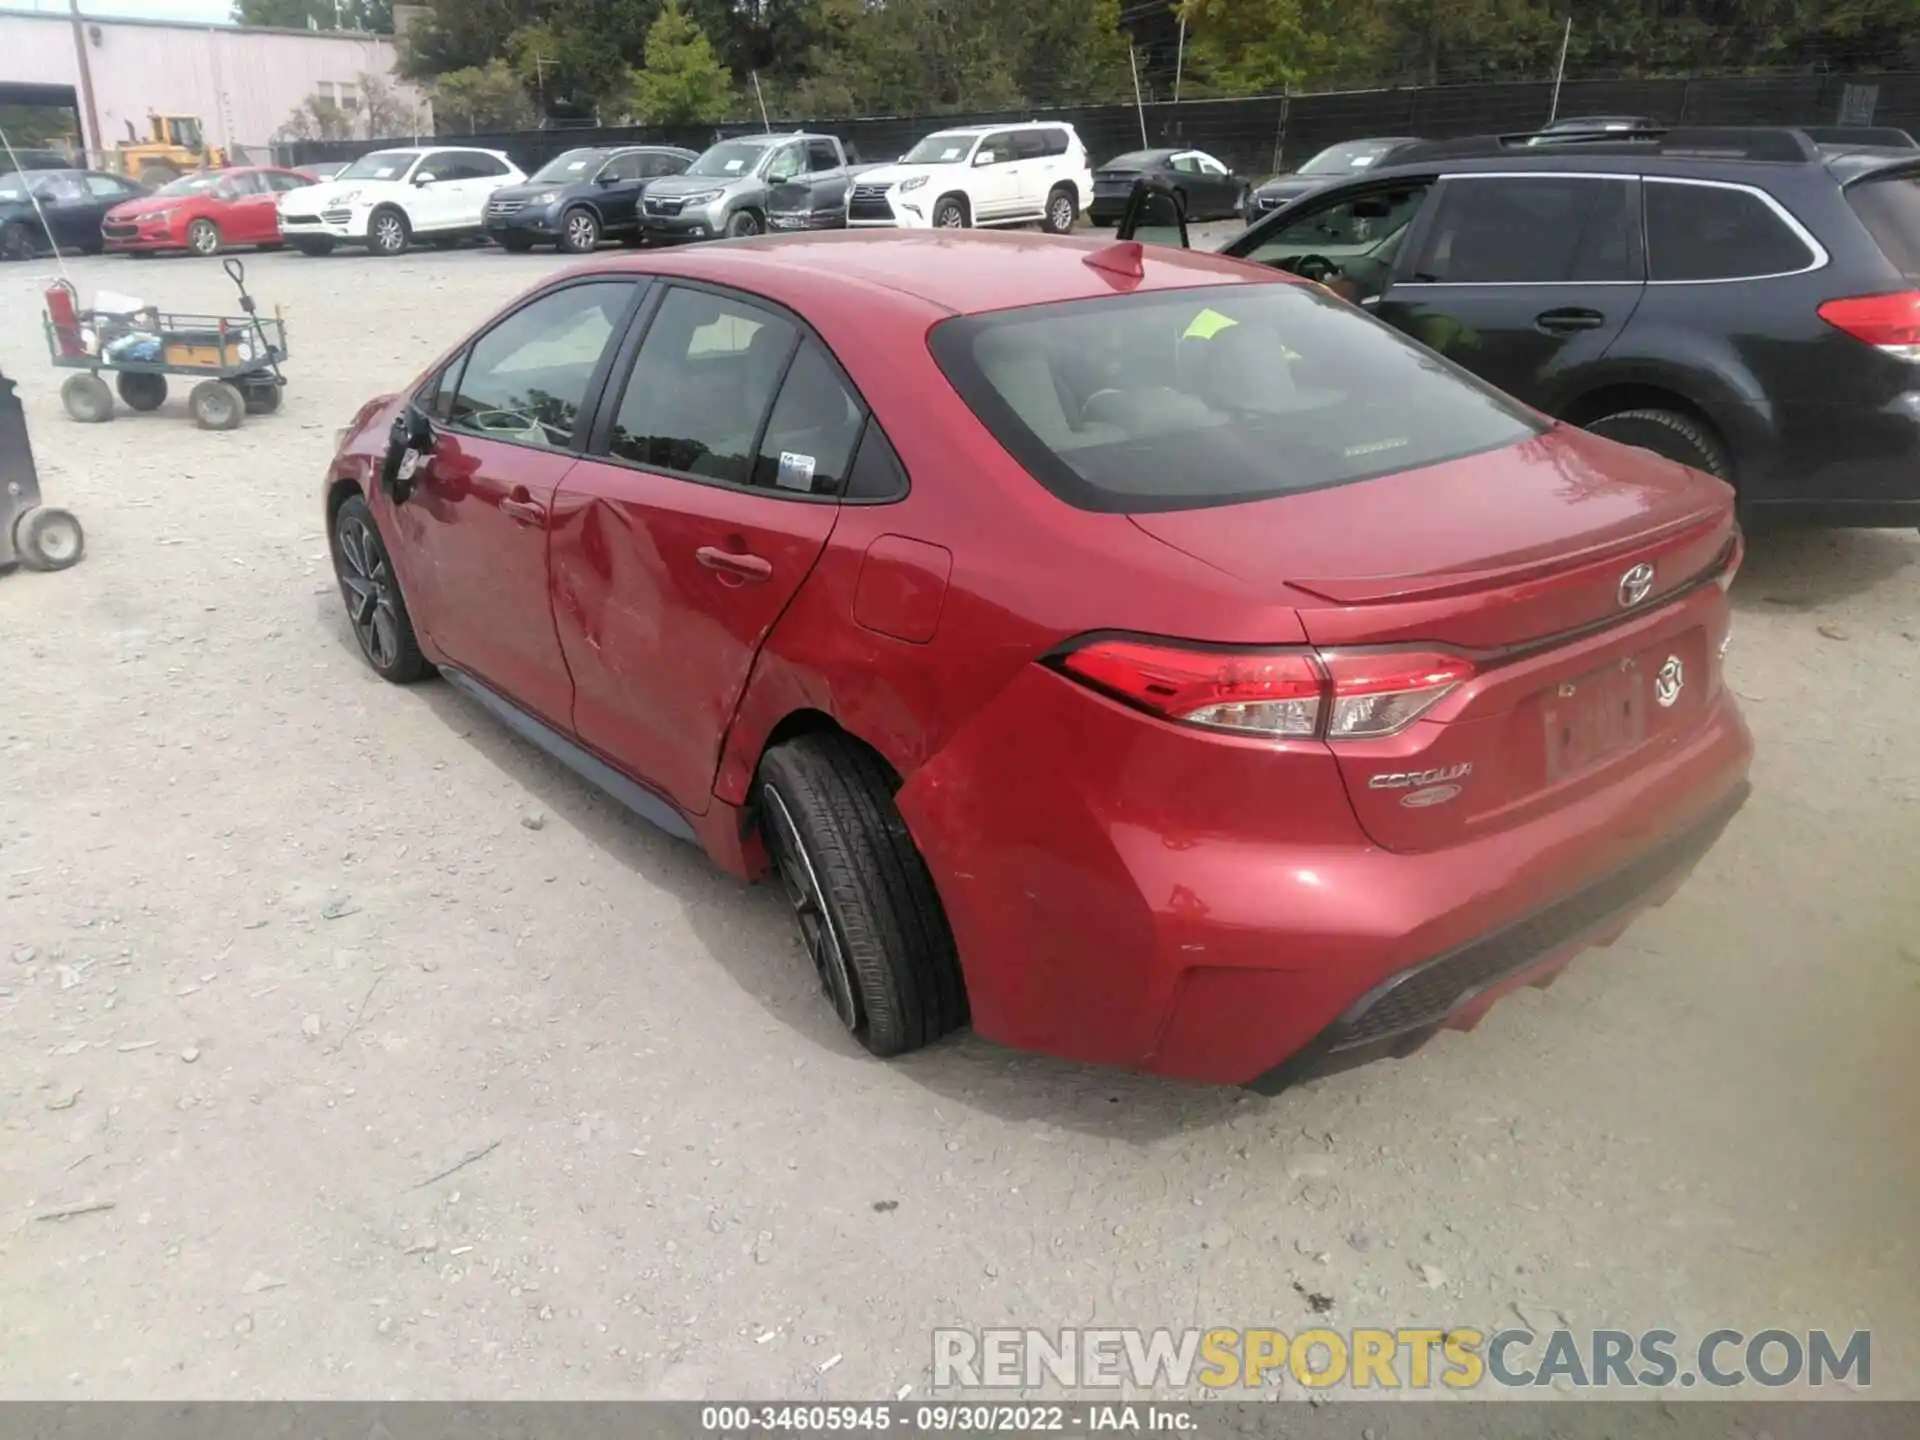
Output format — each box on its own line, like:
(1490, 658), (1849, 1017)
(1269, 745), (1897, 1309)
(500, 496), (547, 527)
(1534, 307), (1607, 335)
(695, 545), (773, 583)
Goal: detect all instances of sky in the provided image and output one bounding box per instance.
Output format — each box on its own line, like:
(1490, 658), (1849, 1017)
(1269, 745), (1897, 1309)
(0, 0), (234, 22)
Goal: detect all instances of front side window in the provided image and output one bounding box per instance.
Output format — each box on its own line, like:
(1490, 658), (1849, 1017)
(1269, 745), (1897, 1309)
(1235, 183), (1432, 295)
(446, 281), (635, 448)
(976, 133), (1016, 166)
(1406, 175), (1642, 284)
(929, 283), (1542, 514)
(1645, 180), (1817, 280)
(763, 145), (803, 183)
(608, 288), (798, 483)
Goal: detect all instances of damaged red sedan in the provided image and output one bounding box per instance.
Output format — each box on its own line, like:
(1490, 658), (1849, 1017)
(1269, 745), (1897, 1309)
(102, 166), (312, 256)
(322, 231), (1751, 1090)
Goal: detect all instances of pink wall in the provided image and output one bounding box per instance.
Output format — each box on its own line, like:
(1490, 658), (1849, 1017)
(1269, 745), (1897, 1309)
(0, 12), (431, 154)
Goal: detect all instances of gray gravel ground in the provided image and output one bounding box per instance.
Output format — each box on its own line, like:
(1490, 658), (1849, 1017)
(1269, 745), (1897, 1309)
(2, 241), (1916, 1401)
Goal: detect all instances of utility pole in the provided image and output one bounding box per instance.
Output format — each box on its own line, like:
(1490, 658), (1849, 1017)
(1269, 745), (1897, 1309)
(1128, 45), (1148, 149)
(1547, 16), (1572, 124)
(1174, 16), (1186, 104)
(751, 71), (770, 132)
(67, 0), (102, 161)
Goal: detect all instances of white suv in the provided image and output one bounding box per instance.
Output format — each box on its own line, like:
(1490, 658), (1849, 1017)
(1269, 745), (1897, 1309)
(847, 122), (1092, 234)
(278, 146), (525, 257)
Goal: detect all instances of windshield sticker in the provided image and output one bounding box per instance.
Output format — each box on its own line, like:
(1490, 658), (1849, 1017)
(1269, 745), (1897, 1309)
(724, 158), (745, 172)
(776, 452), (817, 492)
(1350, 155), (1377, 167)
(1182, 308), (1239, 341)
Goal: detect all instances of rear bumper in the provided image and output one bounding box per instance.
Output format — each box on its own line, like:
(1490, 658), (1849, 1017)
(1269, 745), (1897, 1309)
(897, 663), (1753, 1087)
(1246, 779), (1748, 1093)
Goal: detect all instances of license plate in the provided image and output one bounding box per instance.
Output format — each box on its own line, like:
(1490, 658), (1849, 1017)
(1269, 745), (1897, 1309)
(1543, 663), (1646, 781)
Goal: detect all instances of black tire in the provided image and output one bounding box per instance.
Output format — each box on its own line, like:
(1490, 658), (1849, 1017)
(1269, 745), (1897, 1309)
(188, 379), (245, 431)
(497, 235), (535, 254)
(291, 239), (334, 257)
(330, 494), (428, 683)
(116, 371), (168, 412)
(1041, 184), (1077, 234)
(724, 209), (763, 239)
(243, 379), (282, 415)
(186, 218), (222, 256)
(932, 195), (968, 230)
(757, 733), (967, 1057)
(13, 506), (85, 572)
(60, 374), (113, 423)
(1, 221), (36, 262)
(1585, 408), (1731, 480)
(560, 206), (601, 253)
(367, 206), (411, 256)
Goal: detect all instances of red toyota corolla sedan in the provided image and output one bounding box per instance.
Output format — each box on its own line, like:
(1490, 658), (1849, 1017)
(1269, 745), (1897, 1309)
(102, 166), (312, 256)
(322, 231), (1752, 1090)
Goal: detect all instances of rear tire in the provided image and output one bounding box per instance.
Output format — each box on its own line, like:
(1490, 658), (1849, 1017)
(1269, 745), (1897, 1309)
(1042, 184), (1077, 234)
(242, 378), (283, 415)
(757, 733), (967, 1057)
(116, 371), (168, 412)
(61, 374), (113, 423)
(1585, 408), (1731, 480)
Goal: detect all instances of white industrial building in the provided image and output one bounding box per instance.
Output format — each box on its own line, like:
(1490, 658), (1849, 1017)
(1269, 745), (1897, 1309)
(0, 9), (430, 159)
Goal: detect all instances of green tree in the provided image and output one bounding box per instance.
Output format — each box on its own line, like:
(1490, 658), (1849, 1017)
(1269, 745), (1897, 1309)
(632, 1), (736, 124)
(1176, 0), (1381, 92)
(433, 60), (540, 132)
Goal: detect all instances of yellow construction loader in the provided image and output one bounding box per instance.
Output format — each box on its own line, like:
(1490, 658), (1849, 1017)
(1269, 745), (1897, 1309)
(114, 116), (228, 185)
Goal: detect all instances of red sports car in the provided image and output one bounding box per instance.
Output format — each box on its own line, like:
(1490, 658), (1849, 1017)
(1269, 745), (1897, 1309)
(321, 232), (1752, 1090)
(102, 165), (312, 255)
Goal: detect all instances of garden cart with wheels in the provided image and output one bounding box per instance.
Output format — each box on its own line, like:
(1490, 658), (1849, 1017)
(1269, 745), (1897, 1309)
(0, 366), (84, 573)
(42, 257), (288, 431)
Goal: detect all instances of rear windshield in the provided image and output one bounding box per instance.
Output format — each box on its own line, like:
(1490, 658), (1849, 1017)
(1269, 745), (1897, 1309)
(1103, 151), (1166, 170)
(1845, 171), (1920, 278)
(929, 282), (1542, 514)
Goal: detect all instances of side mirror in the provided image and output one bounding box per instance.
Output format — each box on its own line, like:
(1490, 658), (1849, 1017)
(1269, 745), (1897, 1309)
(972, 151), (994, 167)
(381, 402), (435, 503)
(1115, 179), (1190, 250)
(411, 172), (435, 187)
(594, 171), (619, 186)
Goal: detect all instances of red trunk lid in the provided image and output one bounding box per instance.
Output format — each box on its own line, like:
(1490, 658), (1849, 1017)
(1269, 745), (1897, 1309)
(1130, 427), (1739, 851)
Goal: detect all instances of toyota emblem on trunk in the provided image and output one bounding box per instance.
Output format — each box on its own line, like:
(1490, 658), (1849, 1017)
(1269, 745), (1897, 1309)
(1618, 562), (1655, 608)
(1654, 655), (1685, 708)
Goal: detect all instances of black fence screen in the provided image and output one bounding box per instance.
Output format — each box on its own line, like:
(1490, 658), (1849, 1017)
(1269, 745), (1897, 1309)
(279, 71), (1920, 182)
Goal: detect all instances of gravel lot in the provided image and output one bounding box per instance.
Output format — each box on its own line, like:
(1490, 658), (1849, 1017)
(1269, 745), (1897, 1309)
(2, 240), (1917, 1401)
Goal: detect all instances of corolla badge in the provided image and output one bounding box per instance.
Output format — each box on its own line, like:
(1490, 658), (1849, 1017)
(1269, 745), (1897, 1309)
(1401, 783), (1463, 809)
(1617, 562), (1656, 608)
(1654, 655), (1685, 708)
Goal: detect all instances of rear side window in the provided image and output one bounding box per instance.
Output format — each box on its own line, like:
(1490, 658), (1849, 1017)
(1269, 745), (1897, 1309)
(608, 287), (798, 483)
(1845, 173), (1920, 278)
(929, 284), (1542, 514)
(751, 340), (866, 496)
(1645, 180), (1817, 280)
(1013, 131), (1048, 162)
(1408, 175), (1641, 284)
(806, 139), (841, 172)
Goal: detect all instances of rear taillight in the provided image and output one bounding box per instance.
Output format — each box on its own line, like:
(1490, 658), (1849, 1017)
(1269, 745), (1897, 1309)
(1056, 640), (1473, 741)
(1817, 291), (1920, 361)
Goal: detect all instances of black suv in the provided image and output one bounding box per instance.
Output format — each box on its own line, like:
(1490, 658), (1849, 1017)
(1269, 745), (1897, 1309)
(1122, 125), (1920, 529)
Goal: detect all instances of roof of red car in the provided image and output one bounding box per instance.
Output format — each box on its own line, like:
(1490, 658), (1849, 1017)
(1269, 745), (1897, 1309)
(616, 230), (1281, 318)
